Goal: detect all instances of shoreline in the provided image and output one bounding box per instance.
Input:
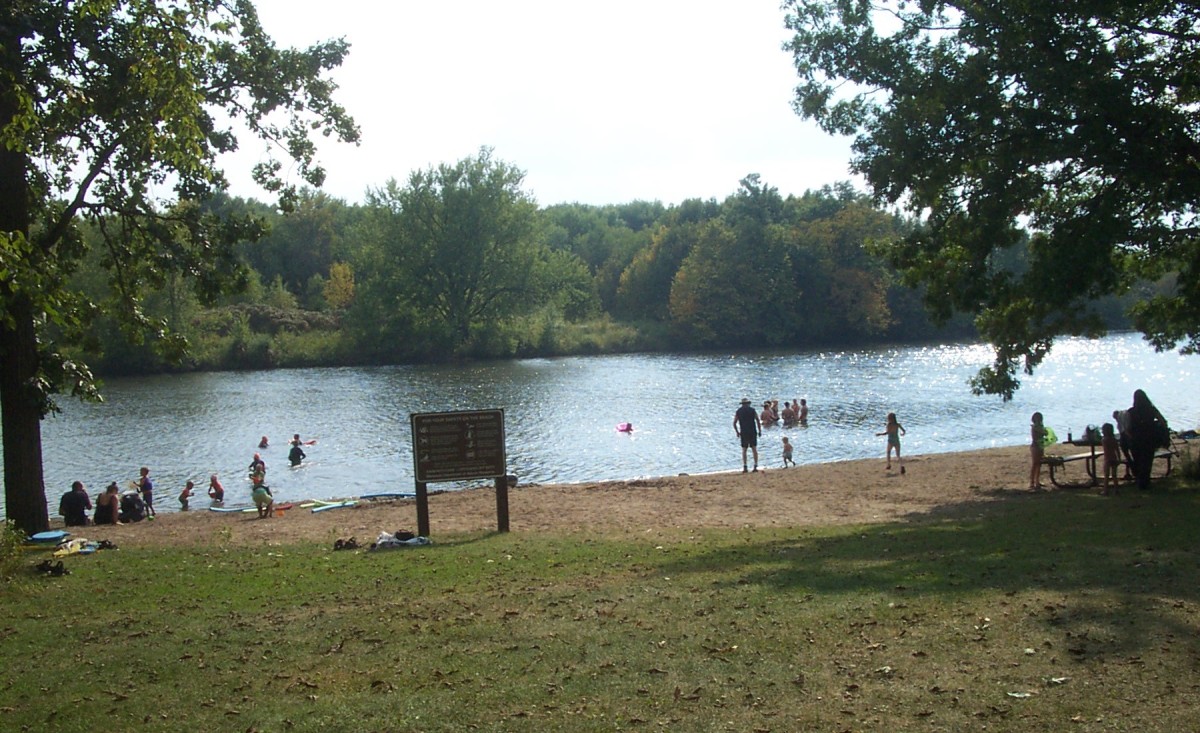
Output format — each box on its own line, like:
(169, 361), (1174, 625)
(47, 443), (1045, 549)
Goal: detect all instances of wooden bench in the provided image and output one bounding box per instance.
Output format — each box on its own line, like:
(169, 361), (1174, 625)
(1045, 452), (1096, 489)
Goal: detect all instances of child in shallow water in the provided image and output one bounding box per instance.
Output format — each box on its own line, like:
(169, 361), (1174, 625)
(782, 436), (795, 468)
(178, 480), (195, 510)
(208, 474), (225, 502)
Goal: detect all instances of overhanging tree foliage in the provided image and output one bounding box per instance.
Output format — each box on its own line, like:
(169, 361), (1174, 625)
(783, 0), (1200, 397)
(0, 0), (358, 533)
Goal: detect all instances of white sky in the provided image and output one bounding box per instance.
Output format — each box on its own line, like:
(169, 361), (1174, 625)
(227, 0), (858, 207)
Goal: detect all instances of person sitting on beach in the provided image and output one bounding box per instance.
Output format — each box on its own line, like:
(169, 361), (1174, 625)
(179, 480), (195, 511)
(119, 491), (146, 523)
(94, 482), (121, 525)
(208, 474), (225, 502)
(59, 481), (92, 527)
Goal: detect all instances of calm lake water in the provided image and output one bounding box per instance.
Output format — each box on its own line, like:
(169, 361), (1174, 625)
(3, 332), (1198, 517)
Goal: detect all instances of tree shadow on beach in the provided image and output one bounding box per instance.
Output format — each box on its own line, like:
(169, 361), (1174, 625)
(657, 483), (1200, 660)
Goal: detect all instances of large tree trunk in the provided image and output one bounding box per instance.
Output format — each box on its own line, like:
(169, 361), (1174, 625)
(0, 302), (49, 535)
(0, 20), (48, 535)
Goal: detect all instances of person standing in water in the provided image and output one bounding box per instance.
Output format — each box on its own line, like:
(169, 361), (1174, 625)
(248, 453), (267, 485)
(208, 474), (225, 502)
(289, 441), (306, 467)
(179, 480), (195, 510)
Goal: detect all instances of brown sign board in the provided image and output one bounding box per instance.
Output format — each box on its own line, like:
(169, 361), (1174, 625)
(411, 409), (507, 483)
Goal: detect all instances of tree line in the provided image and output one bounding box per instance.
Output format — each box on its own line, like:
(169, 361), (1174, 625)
(68, 149), (1012, 376)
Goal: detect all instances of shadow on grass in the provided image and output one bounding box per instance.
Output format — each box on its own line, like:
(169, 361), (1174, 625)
(658, 482), (1200, 658)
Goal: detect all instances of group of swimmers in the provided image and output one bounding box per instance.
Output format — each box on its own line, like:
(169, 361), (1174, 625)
(736, 397), (909, 475)
(57, 433), (315, 525)
(759, 399), (808, 428)
(246, 434), (316, 518)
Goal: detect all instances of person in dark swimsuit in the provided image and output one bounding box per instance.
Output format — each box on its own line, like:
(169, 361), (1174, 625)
(59, 481), (92, 526)
(94, 483), (120, 525)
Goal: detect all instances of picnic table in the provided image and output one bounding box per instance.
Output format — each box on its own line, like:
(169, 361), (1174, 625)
(1045, 439), (1176, 489)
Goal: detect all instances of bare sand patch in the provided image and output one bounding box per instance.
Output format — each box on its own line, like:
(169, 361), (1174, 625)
(61, 445), (1040, 549)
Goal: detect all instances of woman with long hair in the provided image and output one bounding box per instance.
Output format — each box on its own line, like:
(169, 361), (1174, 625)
(1126, 389), (1168, 490)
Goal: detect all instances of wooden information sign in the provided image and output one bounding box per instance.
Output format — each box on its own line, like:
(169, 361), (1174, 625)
(410, 409), (509, 535)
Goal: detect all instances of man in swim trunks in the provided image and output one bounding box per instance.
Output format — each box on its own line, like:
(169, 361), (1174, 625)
(734, 397), (762, 473)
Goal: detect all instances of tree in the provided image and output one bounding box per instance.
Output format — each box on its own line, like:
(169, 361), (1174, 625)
(784, 1), (1200, 397)
(0, 1), (358, 532)
(359, 149), (549, 350)
(323, 261), (355, 311)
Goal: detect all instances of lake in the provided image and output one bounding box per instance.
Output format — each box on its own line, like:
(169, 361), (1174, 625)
(3, 332), (1198, 517)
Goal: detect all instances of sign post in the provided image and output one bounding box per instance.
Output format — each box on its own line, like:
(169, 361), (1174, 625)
(410, 409), (508, 536)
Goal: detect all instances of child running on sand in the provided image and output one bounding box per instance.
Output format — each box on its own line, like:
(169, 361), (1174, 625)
(877, 413), (906, 474)
(782, 436), (795, 468)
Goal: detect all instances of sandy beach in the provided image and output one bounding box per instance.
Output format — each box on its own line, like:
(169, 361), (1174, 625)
(57, 444), (1047, 549)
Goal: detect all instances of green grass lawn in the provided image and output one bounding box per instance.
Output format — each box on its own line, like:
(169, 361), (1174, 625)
(4, 486), (1200, 732)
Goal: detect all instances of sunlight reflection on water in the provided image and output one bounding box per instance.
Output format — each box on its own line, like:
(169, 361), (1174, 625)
(3, 333), (1197, 516)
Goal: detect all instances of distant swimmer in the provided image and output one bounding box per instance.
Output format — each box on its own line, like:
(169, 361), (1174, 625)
(290, 433), (318, 446)
(616, 422), (633, 433)
(258, 435), (269, 449)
